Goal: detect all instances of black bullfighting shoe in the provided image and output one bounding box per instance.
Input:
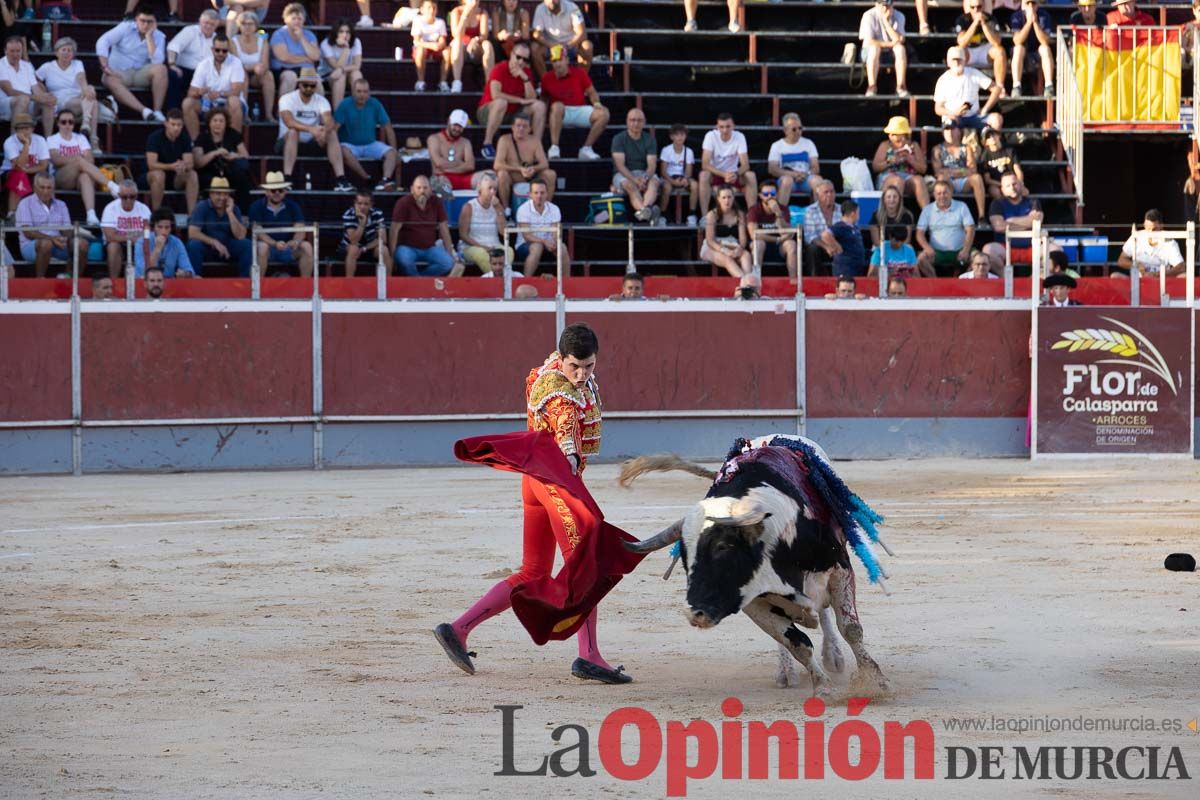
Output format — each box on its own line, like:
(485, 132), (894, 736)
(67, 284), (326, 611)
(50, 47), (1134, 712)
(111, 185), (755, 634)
(433, 623), (477, 675)
(570, 657), (633, 684)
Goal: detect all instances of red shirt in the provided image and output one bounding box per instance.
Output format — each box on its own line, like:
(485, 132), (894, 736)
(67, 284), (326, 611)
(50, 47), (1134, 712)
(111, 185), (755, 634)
(1105, 9), (1155, 26)
(392, 194), (447, 250)
(540, 66), (592, 107)
(479, 62), (532, 114)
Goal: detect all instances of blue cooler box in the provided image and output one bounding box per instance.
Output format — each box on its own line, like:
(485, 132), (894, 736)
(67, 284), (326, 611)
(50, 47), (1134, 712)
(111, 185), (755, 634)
(447, 190), (474, 226)
(851, 190), (881, 228)
(1079, 236), (1109, 264)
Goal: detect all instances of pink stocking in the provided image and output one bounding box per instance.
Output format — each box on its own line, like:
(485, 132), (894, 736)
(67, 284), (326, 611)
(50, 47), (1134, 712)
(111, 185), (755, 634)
(575, 607), (612, 670)
(451, 580), (513, 645)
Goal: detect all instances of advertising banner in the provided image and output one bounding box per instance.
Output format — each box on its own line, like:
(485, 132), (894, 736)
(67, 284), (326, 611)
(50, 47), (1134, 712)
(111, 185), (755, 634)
(1036, 307), (1193, 454)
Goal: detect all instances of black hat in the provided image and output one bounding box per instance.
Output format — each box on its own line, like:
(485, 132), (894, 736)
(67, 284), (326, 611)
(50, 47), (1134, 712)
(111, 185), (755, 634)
(1044, 272), (1077, 289)
(1165, 553), (1196, 572)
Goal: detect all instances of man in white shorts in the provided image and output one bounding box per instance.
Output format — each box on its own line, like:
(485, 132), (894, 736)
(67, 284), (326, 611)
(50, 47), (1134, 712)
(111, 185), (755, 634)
(767, 112), (820, 207)
(540, 45), (606, 160)
(182, 31), (246, 138)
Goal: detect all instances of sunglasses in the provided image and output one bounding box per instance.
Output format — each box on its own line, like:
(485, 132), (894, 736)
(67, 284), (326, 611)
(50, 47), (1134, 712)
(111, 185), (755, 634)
(212, 48), (229, 53)
(119, 194), (137, 200)
(512, 53), (528, 62)
(268, 188), (286, 193)
(760, 191), (777, 198)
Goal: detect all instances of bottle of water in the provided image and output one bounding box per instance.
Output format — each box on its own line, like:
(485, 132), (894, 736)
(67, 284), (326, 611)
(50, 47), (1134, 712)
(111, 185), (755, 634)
(41, 21), (51, 52)
(252, 102), (261, 122)
(305, 172), (312, 191)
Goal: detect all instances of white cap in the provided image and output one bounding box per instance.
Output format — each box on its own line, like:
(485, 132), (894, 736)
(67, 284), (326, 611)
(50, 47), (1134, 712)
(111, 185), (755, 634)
(448, 109), (470, 128)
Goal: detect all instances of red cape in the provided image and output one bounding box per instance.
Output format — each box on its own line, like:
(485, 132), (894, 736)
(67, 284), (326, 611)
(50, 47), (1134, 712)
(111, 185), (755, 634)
(454, 431), (647, 644)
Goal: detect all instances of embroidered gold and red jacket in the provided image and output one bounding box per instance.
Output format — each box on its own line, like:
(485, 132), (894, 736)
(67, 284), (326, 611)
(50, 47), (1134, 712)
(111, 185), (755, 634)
(525, 351), (602, 465)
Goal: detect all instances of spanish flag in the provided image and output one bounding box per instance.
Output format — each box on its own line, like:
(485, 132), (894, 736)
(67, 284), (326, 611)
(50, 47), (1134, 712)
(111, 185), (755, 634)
(1073, 26), (1181, 123)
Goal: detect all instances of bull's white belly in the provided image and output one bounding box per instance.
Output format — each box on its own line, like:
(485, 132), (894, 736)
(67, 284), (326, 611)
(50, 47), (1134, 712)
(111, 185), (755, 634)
(740, 564), (833, 621)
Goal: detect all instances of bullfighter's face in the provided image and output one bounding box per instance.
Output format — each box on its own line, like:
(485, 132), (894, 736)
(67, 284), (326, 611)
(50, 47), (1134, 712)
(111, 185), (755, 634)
(560, 354), (596, 388)
(681, 521), (765, 628)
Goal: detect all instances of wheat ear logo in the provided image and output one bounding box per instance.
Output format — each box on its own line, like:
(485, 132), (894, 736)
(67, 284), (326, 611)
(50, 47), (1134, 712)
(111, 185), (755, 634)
(1051, 317), (1179, 395)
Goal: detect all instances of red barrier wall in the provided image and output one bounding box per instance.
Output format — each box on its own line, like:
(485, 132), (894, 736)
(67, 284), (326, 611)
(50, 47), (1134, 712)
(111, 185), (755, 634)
(81, 313), (313, 420)
(566, 311), (798, 411)
(0, 314), (71, 421)
(806, 310), (1030, 418)
(322, 312), (556, 415)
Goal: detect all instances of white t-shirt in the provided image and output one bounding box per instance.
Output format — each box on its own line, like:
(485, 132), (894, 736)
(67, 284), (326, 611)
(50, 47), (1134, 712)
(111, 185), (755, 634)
(1, 132), (50, 172)
(101, 199), (152, 242)
(515, 200), (562, 247)
(35, 60), (85, 105)
(768, 136), (819, 178)
(934, 67), (994, 118)
(319, 39), (362, 76)
(1121, 235), (1183, 275)
(277, 90), (332, 142)
(47, 132), (91, 159)
(702, 129), (748, 173)
(190, 56), (246, 96)
(532, 0), (584, 46)
(167, 24), (216, 71)
(659, 144), (694, 179)
(0, 58), (37, 94)
(958, 271), (999, 279)
(410, 17), (448, 45)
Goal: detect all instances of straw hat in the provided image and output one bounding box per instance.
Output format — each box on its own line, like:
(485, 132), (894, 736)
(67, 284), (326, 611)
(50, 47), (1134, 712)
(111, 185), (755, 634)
(259, 171), (292, 191)
(209, 177), (232, 192)
(297, 67), (320, 84)
(883, 116), (911, 136)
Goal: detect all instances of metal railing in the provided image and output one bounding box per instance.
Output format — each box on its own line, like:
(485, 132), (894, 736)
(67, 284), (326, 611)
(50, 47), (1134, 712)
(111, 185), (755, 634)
(1056, 28), (1085, 209)
(1066, 25), (1184, 124)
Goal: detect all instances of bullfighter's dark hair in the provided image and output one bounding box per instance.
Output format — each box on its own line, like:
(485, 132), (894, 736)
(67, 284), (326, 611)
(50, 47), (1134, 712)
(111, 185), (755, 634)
(558, 322), (598, 359)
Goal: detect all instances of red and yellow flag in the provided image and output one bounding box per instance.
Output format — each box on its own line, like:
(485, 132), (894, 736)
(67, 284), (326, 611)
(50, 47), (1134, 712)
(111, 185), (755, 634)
(1073, 26), (1181, 122)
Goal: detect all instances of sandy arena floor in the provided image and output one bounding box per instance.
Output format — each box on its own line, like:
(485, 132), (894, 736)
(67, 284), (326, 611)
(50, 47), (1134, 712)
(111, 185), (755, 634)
(2, 459), (1199, 799)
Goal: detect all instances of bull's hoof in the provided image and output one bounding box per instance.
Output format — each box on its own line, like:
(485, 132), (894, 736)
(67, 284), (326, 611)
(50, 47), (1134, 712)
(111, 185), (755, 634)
(822, 644), (846, 676)
(433, 623), (476, 675)
(571, 657), (633, 684)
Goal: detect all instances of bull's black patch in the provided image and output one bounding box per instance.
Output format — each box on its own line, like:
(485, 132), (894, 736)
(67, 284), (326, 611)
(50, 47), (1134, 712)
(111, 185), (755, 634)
(770, 511), (847, 590)
(686, 523), (763, 624)
(783, 626), (814, 651)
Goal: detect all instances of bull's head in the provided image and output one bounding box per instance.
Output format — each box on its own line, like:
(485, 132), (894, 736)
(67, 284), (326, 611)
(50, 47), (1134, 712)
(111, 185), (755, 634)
(624, 504), (772, 629)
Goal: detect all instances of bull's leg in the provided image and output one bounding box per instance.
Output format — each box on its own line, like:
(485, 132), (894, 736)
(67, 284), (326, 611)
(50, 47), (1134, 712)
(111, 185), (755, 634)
(828, 565), (889, 693)
(743, 598), (834, 697)
(819, 607), (847, 675)
(775, 644), (799, 688)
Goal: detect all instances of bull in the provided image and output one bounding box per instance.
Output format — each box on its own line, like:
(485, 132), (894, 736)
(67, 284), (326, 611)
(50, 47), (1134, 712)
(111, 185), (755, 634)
(621, 435), (892, 697)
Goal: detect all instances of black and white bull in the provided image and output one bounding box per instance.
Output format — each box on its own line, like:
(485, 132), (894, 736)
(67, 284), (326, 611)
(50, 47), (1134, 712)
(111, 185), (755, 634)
(622, 442), (889, 697)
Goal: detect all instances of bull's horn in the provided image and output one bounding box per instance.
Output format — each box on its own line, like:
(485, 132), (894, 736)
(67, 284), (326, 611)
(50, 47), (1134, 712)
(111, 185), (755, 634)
(705, 511), (772, 527)
(622, 519), (684, 553)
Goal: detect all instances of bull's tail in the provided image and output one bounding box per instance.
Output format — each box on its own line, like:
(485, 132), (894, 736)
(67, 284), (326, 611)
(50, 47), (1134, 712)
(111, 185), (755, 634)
(618, 454), (717, 488)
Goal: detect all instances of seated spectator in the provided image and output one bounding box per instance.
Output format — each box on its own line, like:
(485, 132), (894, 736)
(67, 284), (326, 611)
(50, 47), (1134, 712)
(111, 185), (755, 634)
(98, 4), (168, 122)
(182, 32), (246, 139)
(47, 109), (119, 228)
(145, 109), (199, 214)
(166, 9), (220, 111)
(221, 1), (272, 36)
(429, 109), (488, 192)
(959, 250), (998, 278)
(700, 184), (751, 277)
(134, 206), (195, 277)
(320, 18), (363, 109)
(531, 0), (593, 76)
(122, 0), (179, 24)
(270, 2), (322, 98)
(767, 113), (820, 208)
(1043, 272), (1080, 306)
(803, 178), (839, 274)
(335, 79), (397, 191)
(953, 1), (1007, 94)
(541, 44), (606, 161)
(821, 200), (866, 278)
(700, 113), (757, 214)
(733, 273), (762, 299)
(0, 35), (56, 136)
(450, 0), (495, 92)
(979, 126), (1024, 199)
(186, 175), (252, 275)
(15, 173), (87, 278)
(931, 124), (986, 218)
(249, 171), (315, 277)
(859, 0), (909, 98)
(143, 264), (166, 299)
(683, 0), (742, 33)
(1048, 248), (1080, 280)
(658, 123), (698, 226)
(339, 189), (391, 277)
(514, 177), (562, 275)
(2, 113), (48, 215)
(1009, 0), (1055, 98)
(411, 0), (452, 92)
(1069, 0), (1098, 26)
(746, 180), (798, 278)
(391, 175), (465, 276)
(983, 171), (1041, 270)
(610, 271), (643, 300)
(482, 246), (523, 280)
(873, 116), (929, 208)
(193, 107), (252, 212)
(916, 179), (975, 276)
(1107, 0), (1154, 26)
(276, 68), (353, 191)
(887, 276), (907, 297)
(870, 224), (918, 278)
(1115, 209), (1184, 278)
(869, 184), (914, 250)
(457, 174), (509, 272)
(232, 11), (276, 123)
(36, 38), (102, 153)
(824, 275), (867, 300)
(494, 113), (556, 210)
(935, 46), (1000, 133)
(476, 40), (545, 159)
(101, 179), (152, 279)
(492, 0), (530, 59)
(611, 108), (660, 224)
(91, 274), (114, 300)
